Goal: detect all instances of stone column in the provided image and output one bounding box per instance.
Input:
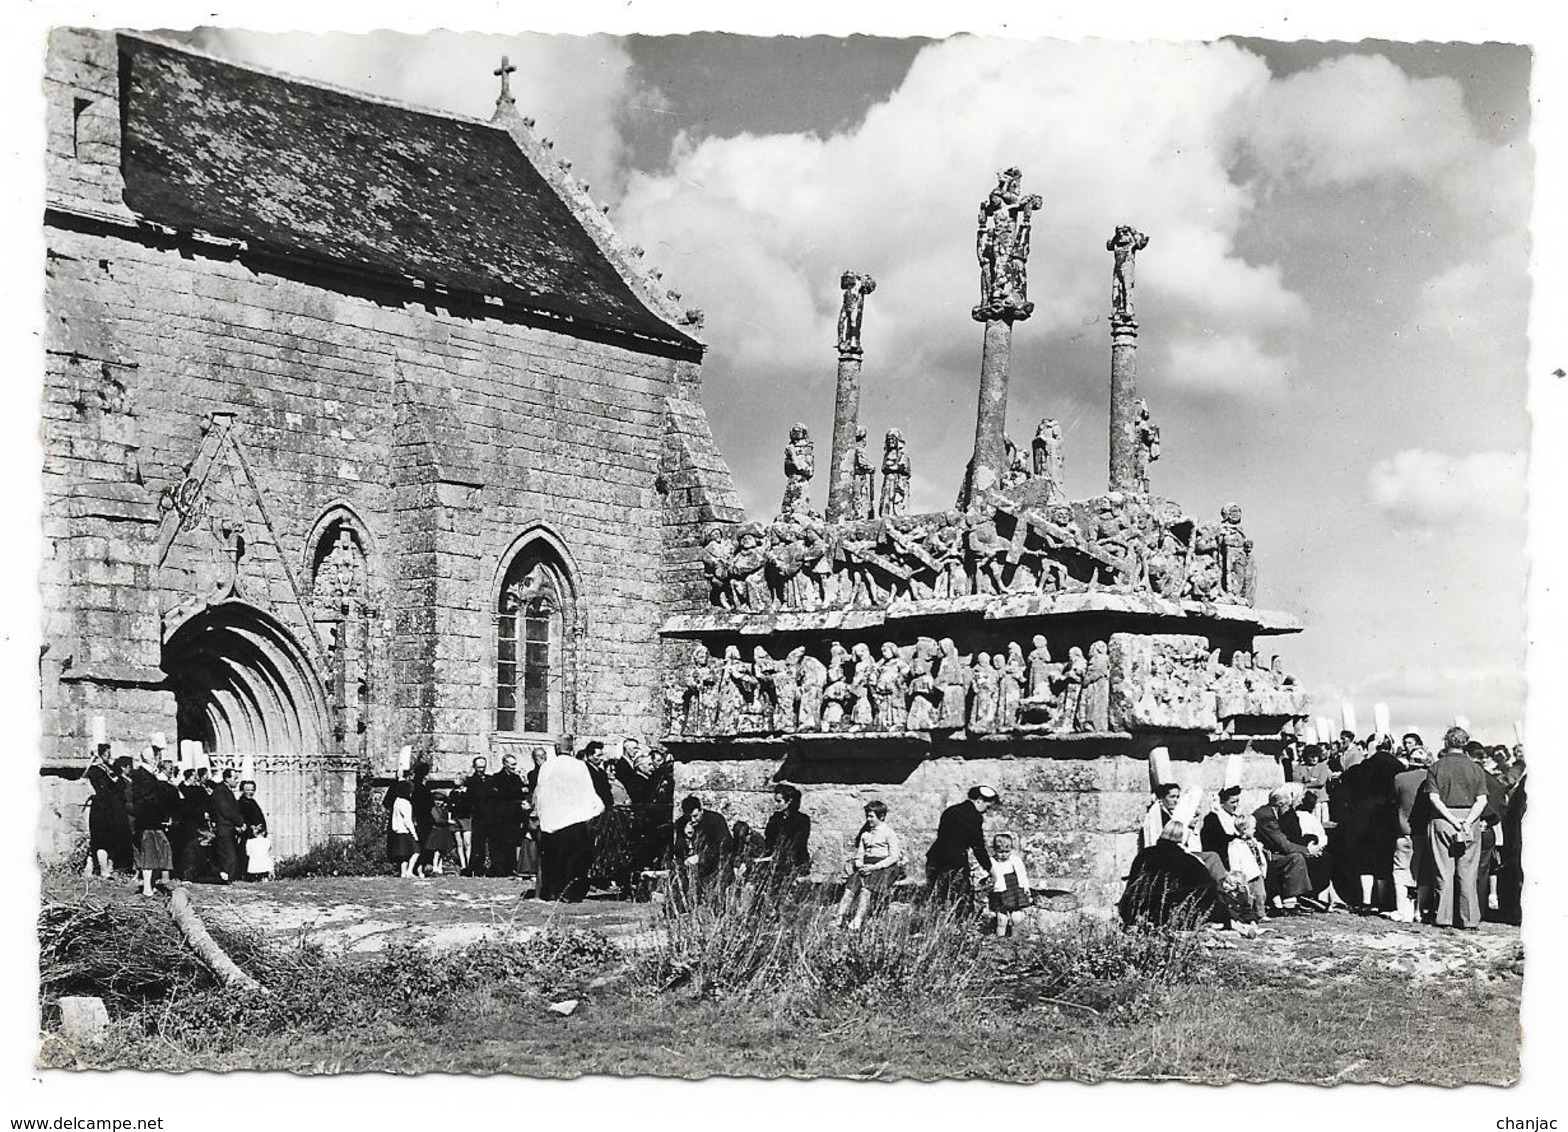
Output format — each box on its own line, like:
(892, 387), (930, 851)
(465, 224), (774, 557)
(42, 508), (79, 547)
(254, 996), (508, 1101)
(1105, 225), (1150, 494)
(826, 350), (864, 522)
(826, 271), (875, 522)
(967, 318), (1014, 502)
(1109, 314), (1139, 492)
(961, 167), (1040, 509)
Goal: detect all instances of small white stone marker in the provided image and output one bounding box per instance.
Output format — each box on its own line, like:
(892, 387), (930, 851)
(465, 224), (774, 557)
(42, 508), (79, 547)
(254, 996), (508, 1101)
(58, 996), (109, 1044)
(547, 999), (579, 1016)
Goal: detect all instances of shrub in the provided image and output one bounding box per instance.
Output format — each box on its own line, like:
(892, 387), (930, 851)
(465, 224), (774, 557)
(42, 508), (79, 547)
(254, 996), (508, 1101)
(1006, 910), (1208, 1017)
(274, 780), (393, 877)
(38, 898), (214, 1018)
(138, 926), (625, 1054)
(636, 884), (993, 1013)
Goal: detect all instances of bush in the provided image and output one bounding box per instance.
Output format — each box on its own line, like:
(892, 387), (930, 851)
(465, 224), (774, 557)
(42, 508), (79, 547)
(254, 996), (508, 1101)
(275, 778), (393, 877)
(38, 898), (215, 1018)
(139, 926), (625, 1054)
(635, 884), (993, 1013)
(1006, 911), (1208, 1017)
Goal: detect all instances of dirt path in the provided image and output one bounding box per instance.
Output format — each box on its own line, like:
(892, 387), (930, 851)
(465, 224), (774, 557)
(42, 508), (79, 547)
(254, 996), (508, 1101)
(1197, 908), (1523, 985)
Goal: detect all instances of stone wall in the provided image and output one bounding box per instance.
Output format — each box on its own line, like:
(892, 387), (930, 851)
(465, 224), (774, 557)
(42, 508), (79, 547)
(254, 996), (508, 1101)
(676, 744), (1284, 909)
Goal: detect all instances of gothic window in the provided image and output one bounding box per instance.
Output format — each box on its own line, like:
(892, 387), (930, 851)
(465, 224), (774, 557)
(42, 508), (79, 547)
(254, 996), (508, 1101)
(496, 548), (573, 735)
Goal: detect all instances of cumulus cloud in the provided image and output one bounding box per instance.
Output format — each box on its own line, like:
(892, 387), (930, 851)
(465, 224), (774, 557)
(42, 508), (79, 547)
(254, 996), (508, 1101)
(618, 37), (1306, 397)
(1367, 448), (1526, 528)
(1165, 333), (1290, 397)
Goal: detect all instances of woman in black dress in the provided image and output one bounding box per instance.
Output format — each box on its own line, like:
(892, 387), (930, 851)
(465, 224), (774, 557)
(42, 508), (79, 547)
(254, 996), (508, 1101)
(760, 784), (812, 897)
(85, 752), (133, 877)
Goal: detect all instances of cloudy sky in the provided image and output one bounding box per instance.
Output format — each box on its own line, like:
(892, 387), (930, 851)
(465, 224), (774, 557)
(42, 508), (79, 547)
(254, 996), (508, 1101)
(180, 29), (1534, 742)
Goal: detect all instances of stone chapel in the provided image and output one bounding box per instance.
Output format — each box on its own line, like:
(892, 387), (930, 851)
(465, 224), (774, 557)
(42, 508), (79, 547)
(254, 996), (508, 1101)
(40, 29), (740, 858)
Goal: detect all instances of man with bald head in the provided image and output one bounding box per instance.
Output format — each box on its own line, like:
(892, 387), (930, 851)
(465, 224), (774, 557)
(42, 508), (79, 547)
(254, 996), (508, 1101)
(1252, 784), (1324, 914)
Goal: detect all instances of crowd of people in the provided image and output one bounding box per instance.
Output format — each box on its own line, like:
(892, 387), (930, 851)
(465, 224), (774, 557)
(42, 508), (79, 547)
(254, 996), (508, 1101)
(1118, 726), (1526, 933)
(80, 722), (1527, 941)
(82, 737), (272, 896)
(378, 738), (1034, 933)
(382, 739), (675, 899)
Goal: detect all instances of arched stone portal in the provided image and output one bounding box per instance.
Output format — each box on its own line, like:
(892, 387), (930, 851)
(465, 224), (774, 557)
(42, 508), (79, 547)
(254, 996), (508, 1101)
(162, 602), (352, 859)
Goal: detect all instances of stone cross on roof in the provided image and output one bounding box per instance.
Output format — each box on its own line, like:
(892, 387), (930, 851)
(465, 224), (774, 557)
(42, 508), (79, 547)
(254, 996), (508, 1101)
(493, 55), (518, 119)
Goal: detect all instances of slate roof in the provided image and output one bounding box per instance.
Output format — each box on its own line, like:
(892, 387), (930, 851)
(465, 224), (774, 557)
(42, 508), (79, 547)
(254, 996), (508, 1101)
(115, 34), (696, 351)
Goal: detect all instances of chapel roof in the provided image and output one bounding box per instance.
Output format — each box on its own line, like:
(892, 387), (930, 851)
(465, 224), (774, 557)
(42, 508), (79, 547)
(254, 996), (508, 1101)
(114, 33), (698, 352)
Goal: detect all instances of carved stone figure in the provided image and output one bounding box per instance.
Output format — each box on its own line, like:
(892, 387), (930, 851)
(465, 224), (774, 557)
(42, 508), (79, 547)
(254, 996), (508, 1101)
(1032, 419), (1065, 504)
(797, 650), (828, 732)
(878, 428), (911, 518)
(928, 510), (970, 598)
(700, 524), (737, 609)
(714, 645), (756, 734)
(682, 644), (716, 733)
(757, 646), (798, 733)
(751, 646), (780, 732)
(1185, 521), (1222, 602)
(837, 271), (877, 356)
(849, 642), (877, 729)
(799, 516), (832, 608)
(935, 638), (970, 729)
(966, 517), (1011, 596)
(764, 516), (806, 608)
(882, 516), (937, 601)
(1076, 640), (1111, 732)
(905, 636), (941, 730)
(821, 641), (853, 731)
(997, 644), (1024, 730)
(851, 425), (876, 520)
(1233, 537), (1258, 607)
(968, 651), (998, 733)
(872, 641), (909, 731)
(1003, 437), (1030, 489)
(1025, 635), (1055, 702)
(313, 529), (366, 602)
(1091, 497), (1141, 589)
(1106, 224), (1150, 321)
(1144, 512), (1189, 600)
(1216, 503), (1249, 602)
(1133, 399), (1160, 494)
(974, 167), (1044, 322)
(782, 423), (815, 515)
(728, 523), (769, 610)
(1062, 646), (1087, 731)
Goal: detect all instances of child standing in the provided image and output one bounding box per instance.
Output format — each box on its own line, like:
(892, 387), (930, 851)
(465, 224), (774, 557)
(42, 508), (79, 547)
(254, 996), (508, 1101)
(987, 833), (1032, 937)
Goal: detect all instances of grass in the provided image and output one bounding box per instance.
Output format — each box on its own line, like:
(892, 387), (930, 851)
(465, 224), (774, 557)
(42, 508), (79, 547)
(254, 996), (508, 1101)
(35, 883), (1521, 1084)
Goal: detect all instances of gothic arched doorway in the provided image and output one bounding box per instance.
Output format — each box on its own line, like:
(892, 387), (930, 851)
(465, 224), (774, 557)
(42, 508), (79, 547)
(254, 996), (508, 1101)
(162, 602), (344, 858)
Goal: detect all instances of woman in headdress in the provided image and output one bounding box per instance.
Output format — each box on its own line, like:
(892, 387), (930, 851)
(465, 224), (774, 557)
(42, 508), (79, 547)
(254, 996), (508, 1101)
(85, 750), (133, 878)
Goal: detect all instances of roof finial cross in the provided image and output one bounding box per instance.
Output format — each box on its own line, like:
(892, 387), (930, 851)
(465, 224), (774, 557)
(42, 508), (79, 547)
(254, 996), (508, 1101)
(493, 55), (518, 115)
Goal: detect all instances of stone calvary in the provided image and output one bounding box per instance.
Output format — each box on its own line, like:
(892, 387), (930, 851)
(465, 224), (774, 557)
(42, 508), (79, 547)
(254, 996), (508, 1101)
(660, 168), (1306, 905)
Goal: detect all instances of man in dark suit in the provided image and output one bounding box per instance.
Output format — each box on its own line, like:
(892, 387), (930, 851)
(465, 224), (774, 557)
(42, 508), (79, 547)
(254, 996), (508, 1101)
(208, 768), (244, 884)
(1253, 786), (1321, 913)
(488, 753), (528, 877)
(924, 785), (998, 916)
(463, 757), (494, 876)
